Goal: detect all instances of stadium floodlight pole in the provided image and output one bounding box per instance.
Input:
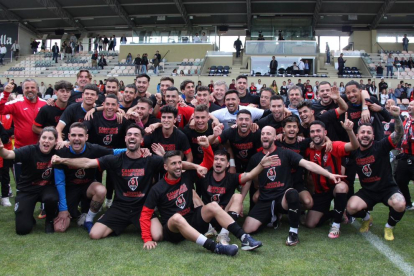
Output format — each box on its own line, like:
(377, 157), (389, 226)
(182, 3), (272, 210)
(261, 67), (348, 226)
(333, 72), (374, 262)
(102, 0), (140, 37)
(370, 0), (397, 30)
(35, 0), (87, 33)
(0, 3), (40, 35)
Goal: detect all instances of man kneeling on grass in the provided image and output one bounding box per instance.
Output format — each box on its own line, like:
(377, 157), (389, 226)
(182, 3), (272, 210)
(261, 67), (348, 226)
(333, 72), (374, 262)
(139, 136), (275, 256)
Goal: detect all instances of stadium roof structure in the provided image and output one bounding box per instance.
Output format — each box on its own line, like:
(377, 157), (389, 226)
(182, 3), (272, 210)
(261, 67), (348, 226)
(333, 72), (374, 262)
(1, 0), (414, 34)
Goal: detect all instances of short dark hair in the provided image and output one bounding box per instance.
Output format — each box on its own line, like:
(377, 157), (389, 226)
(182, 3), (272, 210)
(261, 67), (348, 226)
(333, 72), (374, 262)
(125, 84), (137, 93)
(224, 90), (239, 99)
(345, 80), (360, 90)
(83, 84), (99, 95)
(54, 80), (73, 91)
(163, 150), (182, 163)
(106, 77), (119, 86)
(270, 95), (284, 102)
(261, 88), (275, 96)
(236, 75), (247, 82)
(237, 109), (251, 118)
(318, 81), (331, 87)
(126, 123), (144, 136)
(104, 94), (118, 101)
(282, 115), (300, 128)
(180, 80), (194, 91)
(194, 104), (209, 113)
(309, 120), (326, 129)
(197, 85), (210, 93)
(165, 86), (179, 94)
(160, 76), (174, 84)
(136, 74), (150, 82)
(214, 149), (230, 161)
(160, 105), (178, 118)
(138, 97), (153, 108)
(297, 100), (313, 111)
(357, 122), (374, 132)
(69, 122), (88, 133)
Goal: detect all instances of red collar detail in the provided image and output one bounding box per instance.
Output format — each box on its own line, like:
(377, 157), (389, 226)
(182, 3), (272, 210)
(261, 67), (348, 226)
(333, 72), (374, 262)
(164, 174), (181, 185)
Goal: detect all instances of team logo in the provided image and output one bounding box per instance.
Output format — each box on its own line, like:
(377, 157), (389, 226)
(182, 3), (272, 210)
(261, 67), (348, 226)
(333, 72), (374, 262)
(313, 153), (320, 162)
(42, 168), (52, 179)
(14, 202), (19, 212)
(103, 135), (112, 145)
(239, 149), (248, 159)
(211, 194), (220, 203)
(362, 164), (372, 177)
(384, 123), (390, 131)
(267, 167), (276, 181)
(176, 194), (186, 209)
(177, 114), (182, 123)
(323, 154), (328, 163)
(198, 146), (203, 153)
(128, 177), (139, 191)
(75, 169), (85, 179)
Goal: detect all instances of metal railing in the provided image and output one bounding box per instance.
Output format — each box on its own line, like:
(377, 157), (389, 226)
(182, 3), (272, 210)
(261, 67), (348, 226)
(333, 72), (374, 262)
(245, 40), (317, 55)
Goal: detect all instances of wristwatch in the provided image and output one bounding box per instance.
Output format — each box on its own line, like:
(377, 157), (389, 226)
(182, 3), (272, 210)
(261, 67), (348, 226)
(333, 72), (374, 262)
(362, 106), (368, 111)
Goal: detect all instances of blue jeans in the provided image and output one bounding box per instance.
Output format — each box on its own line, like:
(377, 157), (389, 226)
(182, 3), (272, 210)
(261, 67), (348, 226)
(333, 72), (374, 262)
(141, 65), (147, 73)
(386, 66), (393, 77)
(154, 66), (158, 75)
(326, 53), (330, 63)
(403, 44), (408, 51)
(53, 52), (58, 63)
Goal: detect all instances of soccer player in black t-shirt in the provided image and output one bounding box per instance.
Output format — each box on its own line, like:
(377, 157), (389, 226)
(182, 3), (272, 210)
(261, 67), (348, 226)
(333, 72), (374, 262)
(119, 84), (138, 112)
(346, 106), (406, 241)
(304, 118), (359, 239)
(56, 84), (99, 146)
(143, 105), (193, 162)
(126, 97), (160, 128)
(33, 80), (72, 136)
(192, 86), (221, 112)
(52, 124), (163, 240)
(243, 126), (346, 246)
(67, 70), (92, 106)
(0, 127), (59, 235)
(235, 75), (260, 106)
(140, 137), (263, 256)
(257, 95), (286, 134)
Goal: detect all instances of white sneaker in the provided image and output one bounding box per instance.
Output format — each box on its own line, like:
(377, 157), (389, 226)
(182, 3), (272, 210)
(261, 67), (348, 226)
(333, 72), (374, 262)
(1, 197), (11, 207)
(105, 199), (113, 209)
(216, 233), (230, 245)
(77, 213), (87, 226)
(204, 224), (217, 238)
(406, 203), (414, 211)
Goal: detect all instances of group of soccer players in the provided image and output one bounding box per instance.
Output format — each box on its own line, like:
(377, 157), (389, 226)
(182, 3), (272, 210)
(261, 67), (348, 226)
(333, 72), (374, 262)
(0, 70), (412, 256)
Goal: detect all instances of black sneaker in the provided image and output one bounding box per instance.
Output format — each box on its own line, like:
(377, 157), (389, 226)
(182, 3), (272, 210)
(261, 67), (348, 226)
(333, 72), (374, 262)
(286, 232), (299, 246)
(241, 234), (263, 251)
(45, 220), (54, 234)
(214, 243), (238, 256)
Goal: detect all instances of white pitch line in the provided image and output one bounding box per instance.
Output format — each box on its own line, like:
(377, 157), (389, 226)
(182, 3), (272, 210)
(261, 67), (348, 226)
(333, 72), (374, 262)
(353, 221), (414, 276)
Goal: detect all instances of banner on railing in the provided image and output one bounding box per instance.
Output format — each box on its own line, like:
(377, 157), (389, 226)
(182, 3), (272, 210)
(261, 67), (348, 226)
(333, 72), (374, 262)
(0, 23), (18, 52)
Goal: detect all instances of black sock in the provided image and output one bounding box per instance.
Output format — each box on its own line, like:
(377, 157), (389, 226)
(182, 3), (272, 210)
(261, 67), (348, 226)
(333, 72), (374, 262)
(316, 211), (334, 227)
(286, 189), (300, 228)
(388, 207), (405, 227)
(333, 193), (347, 224)
(227, 211), (239, 221)
(351, 210), (367, 218)
(44, 202), (58, 222)
(203, 238), (217, 252)
(227, 221), (245, 240)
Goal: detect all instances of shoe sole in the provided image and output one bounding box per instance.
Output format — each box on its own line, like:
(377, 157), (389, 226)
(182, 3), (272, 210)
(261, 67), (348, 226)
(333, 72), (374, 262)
(241, 243), (262, 251)
(328, 234), (340, 239)
(286, 240), (299, 246)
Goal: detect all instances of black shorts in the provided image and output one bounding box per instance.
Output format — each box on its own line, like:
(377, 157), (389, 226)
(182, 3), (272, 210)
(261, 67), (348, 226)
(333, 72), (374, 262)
(311, 189), (334, 213)
(66, 184), (92, 218)
(97, 204), (143, 236)
(247, 195), (284, 224)
(354, 186), (401, 210)
(163, 206), (210, 243)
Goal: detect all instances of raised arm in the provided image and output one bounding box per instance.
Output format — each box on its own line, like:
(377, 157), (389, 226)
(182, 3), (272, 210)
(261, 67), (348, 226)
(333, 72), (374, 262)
(389, 106), (404, 146)
(299, 159), (346, 184)
(0, 139), (15, 159)
(341, 112), (359, 152)
(331, 86), (348, 115)
(52, 155), (99, 169)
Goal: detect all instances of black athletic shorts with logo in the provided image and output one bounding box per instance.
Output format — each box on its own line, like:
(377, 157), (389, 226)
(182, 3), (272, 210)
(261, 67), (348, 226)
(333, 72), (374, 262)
(163, 206), (209, 243)
(66, 183), (92, 218)
(247, 195), (284, 224)
(355, 186), (401, 210)
(98, 204), (144, 236)
(311, 189), (334, 214)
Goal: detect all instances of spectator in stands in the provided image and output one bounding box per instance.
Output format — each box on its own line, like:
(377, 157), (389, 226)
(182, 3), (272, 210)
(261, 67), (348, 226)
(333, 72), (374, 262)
(326, 42), (330, 63)
(141, 53), (148, 73)
(93, 35), (99, 51)
(103, 35), (109, 51)
(256, 79), (263, 91)
(108, 37), (114, 51)
(0, 45), (6, 66)
(119, 81), (125, 92)
(338, 53), (346, 75)
(16, 82), (22, 95)
(280, 81), (288, 102)
(201, 32), (208, 42)
(269, 56), (278, 75)
(376, 62), (384, 77)
(394, 84), (404, 99)
(30, 39), (39, 54)
(11, 41), (20, 61)
(408, 57), (414, 69)
(180, 70), (185, 76)
(296, 79), (305, 94)
(229, 79), (236, 90)
(292, 62), (299, 74)
(359, 79), (365, 88)
(98, 80), (104, 92)
(126, 53), (133, 64)
(152, 54), (160, 75)
(369, 81), (378, 99)
(380, 89), (388, 106)
(98, 37), (103, 51)
(403, 34), (409, 52)
(401, 57), (408, 69)
(339, 82), (345, 94)
(171, 69), (177, 76)
(313, 81), (319, 93)
(133, 54), (142, 74)
(234, 37), (242, 58)
(187, 70), (191, 75)
(249, 82), (257, 95)
(305, 80), (312, 92)
(208, 80), (214, 92)
(120, 34), (127, 45)
(386, 53), (394, 77)
(195, 81), (202, 91)
(98, 54), (107, 69)
(44, 84), (53, 100)
(407, 84), (413, 99)
(394, 57), (401, 68)
(155, 50), (161, 61)
(112, 35), (117, 50)
(39, 82), (46, 96)
(270, 80), (278, 94)
(304, 60), (310, 75)
(298, 59), (305, 75)
(65, 42), (72, 58)
(388, 88), (397, 103)
(193, 33), (201, 43)
(51, 42), (59, 63)
(91, 50), (98, 69)
(379, 77), (388, 91)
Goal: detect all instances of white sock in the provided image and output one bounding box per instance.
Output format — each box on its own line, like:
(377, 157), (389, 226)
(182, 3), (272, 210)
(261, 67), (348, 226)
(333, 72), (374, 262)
(196, 234), (207, 246)
(363, 213), (371, 221)
(86, 209), (97, 222)
(385, 223), (394, 229)
(289, 227), (298, 234)
(332, 222), (341, 229)
(219, 228), (229, 235)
